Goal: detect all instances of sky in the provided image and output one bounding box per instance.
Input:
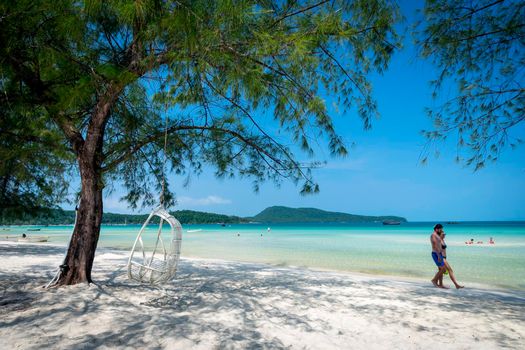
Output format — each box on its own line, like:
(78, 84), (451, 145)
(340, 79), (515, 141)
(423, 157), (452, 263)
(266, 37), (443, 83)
(70, 1), (525, 221)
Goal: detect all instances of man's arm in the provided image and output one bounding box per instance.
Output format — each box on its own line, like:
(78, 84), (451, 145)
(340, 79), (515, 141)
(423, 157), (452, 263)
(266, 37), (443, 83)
(431, 234), (443, 258)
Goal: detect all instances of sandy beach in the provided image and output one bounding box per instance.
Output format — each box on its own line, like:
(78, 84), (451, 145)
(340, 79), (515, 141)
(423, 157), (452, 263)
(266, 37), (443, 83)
(1, 242), (524, 349)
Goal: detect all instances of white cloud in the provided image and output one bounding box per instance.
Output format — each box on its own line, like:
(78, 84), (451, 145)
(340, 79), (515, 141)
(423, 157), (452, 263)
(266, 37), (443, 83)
(100, 194), (232, 213)
(103, 196), (133, 213)
(178, 195), (232, 206)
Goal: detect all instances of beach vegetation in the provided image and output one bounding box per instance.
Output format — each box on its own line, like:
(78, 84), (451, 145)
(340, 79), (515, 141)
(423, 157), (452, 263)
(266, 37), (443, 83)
(0, 0), (400, 285)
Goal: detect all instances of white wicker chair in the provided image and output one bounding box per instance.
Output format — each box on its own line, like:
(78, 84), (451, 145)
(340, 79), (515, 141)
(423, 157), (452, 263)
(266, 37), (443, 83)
(127, 206), (182, 284)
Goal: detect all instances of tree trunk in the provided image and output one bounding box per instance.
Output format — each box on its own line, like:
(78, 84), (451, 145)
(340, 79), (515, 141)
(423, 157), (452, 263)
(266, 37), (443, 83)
(53, 83), (119, 286)
(56, 152), (104, 285)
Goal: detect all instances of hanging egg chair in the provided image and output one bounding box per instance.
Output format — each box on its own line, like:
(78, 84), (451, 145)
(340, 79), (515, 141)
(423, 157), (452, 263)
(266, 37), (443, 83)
(127, 206), (182, 284)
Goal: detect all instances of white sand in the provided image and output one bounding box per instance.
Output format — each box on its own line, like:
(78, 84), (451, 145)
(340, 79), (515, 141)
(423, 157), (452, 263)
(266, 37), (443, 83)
(0, 242), (524, 349)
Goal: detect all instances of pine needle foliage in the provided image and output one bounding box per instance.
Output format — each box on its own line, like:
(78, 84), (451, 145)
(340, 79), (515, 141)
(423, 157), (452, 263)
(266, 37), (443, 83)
(416, 0), (524, 169)
(1, 0), (400, 210)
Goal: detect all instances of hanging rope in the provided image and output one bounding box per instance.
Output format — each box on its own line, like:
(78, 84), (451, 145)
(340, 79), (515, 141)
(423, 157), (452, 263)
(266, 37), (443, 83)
(160, 102), (169, 207)
(127, 90), (184, 285)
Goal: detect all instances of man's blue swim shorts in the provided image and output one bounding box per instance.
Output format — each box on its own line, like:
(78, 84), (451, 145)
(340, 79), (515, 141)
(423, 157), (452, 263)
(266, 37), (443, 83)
(432, 252), (445, 267)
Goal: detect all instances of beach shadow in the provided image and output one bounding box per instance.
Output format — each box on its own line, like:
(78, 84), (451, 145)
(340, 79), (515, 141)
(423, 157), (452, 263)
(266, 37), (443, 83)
(1, 243), (524, 349)
(0, 243), (66, 257)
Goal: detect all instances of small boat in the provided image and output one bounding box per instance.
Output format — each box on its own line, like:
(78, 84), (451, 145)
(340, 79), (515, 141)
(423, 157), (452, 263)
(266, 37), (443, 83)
(18, 236), (48, 242)
(446, 221), (460, 225)
(27, 228), (41, 231)
(2, 234), (49, 243)
(382, 220), (401, 225)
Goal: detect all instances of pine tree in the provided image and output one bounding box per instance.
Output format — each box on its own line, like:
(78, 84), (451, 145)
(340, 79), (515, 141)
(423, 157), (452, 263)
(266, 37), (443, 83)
(0, 0), (400, 285)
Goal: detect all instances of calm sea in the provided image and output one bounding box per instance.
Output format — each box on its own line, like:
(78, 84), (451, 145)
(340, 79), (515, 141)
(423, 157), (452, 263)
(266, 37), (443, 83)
(3, 221), (525, 291)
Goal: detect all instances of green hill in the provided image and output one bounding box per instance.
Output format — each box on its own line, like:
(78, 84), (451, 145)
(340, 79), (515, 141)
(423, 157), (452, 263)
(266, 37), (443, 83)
(249, 206), (406, 223)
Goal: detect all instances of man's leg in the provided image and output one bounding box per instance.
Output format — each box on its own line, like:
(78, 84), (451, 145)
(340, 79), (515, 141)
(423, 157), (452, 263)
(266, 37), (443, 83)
(432, 266), (446, 287)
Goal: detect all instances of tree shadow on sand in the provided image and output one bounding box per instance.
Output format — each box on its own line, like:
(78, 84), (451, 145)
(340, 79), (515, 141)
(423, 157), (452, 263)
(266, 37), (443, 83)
(1, 243), (524, 349)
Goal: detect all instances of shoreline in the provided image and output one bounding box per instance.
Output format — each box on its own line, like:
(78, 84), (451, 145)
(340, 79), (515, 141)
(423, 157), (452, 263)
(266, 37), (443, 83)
(1, 242), (524, 349)
(1, 240), (523, 294)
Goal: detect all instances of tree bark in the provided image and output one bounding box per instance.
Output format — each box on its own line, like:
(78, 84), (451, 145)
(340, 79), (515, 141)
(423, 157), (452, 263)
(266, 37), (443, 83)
(53, 81), (123, 286)
(56, 152), (104, 285)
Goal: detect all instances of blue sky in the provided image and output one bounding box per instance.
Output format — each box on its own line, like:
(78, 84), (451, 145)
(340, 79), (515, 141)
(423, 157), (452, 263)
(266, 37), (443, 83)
(79, 1), (525, 221)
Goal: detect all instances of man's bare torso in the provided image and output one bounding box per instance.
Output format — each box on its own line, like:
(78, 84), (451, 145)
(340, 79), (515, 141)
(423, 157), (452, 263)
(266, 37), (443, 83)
(430, 232), (442, 253)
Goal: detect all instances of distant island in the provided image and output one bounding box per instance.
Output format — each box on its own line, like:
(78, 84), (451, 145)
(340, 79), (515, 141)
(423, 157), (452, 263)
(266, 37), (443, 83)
(1, 206), (406, 225)
(247, 206), (407, 224)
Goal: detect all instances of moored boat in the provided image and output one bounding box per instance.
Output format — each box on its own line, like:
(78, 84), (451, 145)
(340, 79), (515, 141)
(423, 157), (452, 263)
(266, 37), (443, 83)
(382, 220), (401, 225)
(2, 235), (49, 242)
(18, 236), (48, 242)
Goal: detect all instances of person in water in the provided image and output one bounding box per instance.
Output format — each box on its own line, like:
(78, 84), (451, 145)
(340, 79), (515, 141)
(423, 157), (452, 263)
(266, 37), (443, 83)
(437, 231), (464, 289)
(430, 224), (447, 288)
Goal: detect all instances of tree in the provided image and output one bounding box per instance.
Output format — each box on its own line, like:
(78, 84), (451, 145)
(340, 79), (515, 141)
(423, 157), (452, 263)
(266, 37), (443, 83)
(417, 0), (525, 169)
(1, 71), (72, 221)
(0, 0), (400, 285)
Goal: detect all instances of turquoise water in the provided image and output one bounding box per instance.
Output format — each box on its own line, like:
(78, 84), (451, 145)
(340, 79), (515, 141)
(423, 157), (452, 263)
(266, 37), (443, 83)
(2, 222), (525, 291)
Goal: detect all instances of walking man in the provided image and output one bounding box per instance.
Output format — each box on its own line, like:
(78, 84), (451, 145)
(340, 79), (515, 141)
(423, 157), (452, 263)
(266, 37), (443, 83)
(430, 224), (447, 288)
